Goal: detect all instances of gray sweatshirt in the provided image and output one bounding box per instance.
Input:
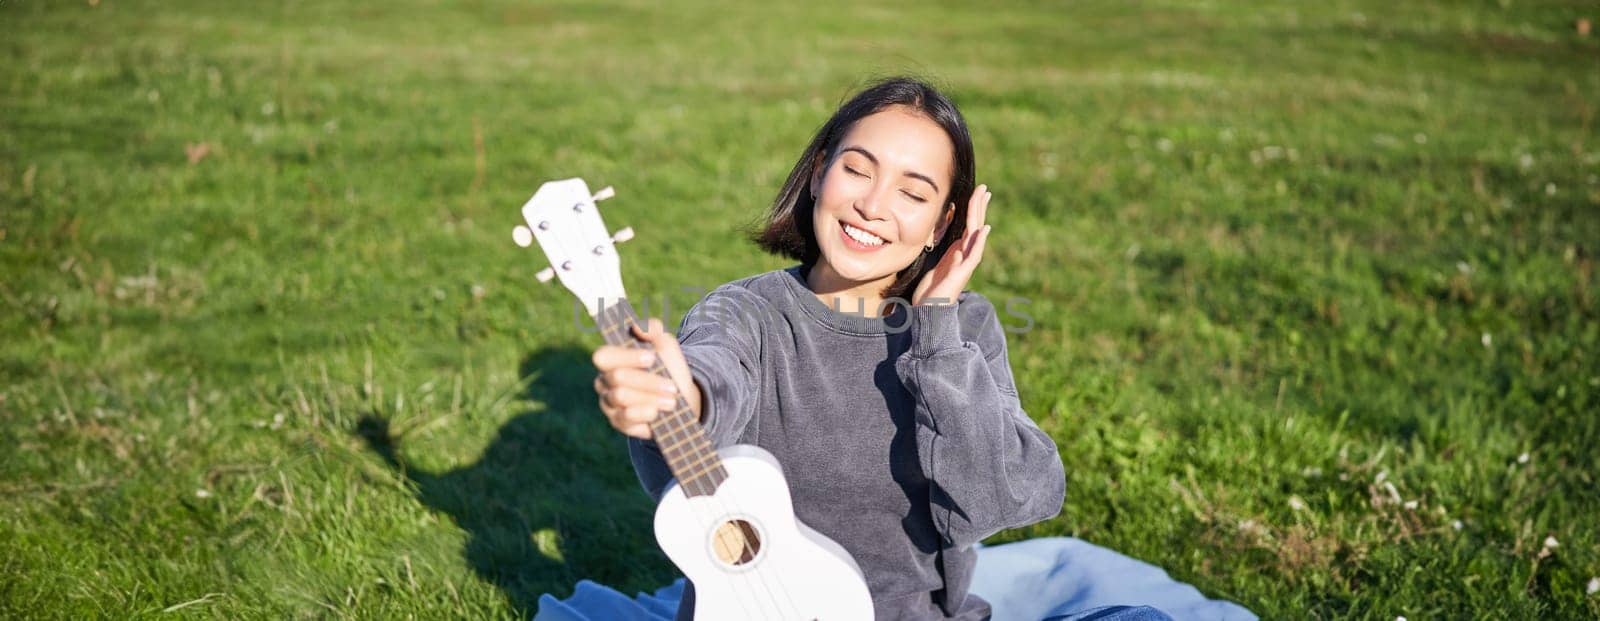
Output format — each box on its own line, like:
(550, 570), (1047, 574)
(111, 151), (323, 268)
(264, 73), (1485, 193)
(628, 265), (1066, 620)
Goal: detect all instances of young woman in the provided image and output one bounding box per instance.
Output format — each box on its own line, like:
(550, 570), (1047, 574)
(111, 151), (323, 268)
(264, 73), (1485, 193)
(577, 79), (1239, 620)
(589, 77), (1059, 619)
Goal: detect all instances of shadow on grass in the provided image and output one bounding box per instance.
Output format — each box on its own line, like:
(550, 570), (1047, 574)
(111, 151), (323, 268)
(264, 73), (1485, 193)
(357, 345), (677, 617)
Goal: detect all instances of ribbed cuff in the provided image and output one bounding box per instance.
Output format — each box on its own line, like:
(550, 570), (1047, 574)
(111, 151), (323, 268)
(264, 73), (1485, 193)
(910, 302), (964, 358)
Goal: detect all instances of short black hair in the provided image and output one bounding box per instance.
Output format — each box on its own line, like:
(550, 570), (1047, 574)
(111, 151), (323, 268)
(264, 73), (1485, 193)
(748, 76), (976, 302)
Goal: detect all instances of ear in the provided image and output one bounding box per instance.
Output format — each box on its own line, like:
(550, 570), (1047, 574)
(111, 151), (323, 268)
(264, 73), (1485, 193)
(808, 152), (828, 198)
(927, 204), (956, 248)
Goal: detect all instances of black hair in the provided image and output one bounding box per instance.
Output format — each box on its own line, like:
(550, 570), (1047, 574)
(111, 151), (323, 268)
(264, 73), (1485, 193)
(748, 76), (976, 303)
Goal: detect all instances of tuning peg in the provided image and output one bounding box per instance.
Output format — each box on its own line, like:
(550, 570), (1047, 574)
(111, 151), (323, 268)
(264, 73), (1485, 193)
(536, 266), (555, 283)
(513, 225), (534, 248)
(612, 226), (634, 243)
(593, 186), (615, 202)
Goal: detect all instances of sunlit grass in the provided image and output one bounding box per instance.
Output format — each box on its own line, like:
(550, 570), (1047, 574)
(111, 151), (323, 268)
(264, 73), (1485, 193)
(3, 0), (1598, 618)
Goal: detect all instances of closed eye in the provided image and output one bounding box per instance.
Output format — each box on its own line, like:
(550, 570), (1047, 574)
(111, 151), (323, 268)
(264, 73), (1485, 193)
(844, 166), (868, 178)
(901, 190), (927, 203)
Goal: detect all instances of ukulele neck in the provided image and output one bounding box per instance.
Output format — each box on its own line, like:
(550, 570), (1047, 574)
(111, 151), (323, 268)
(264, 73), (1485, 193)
(595, 298), (727, 497)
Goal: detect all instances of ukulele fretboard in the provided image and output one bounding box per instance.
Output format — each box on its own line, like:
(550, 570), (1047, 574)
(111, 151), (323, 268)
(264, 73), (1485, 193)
(596, 298), (727, 497)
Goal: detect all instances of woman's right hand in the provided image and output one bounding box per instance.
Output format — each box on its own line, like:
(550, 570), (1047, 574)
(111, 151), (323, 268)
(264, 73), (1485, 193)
(591, 318), (702, 440)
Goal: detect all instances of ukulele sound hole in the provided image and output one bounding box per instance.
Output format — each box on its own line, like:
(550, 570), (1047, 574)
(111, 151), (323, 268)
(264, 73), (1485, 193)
(710, 519), (762, 566)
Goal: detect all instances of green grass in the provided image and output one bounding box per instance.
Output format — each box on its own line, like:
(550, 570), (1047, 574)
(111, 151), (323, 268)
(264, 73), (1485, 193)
(3, 0), (1598, 618)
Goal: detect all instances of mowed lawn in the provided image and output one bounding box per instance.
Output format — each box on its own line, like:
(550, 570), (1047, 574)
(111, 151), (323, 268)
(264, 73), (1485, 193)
(3, 0), (1598, 618)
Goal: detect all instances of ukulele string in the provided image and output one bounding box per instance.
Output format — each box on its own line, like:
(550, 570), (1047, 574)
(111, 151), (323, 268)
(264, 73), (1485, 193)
(656, 396), (786, 617)
(686, 483), (773, 617)
(649, 360), (795, 618)
(676, 415), (803, 615)
(622, 320), (789, 618)
(720, 492), (806, 617)
(641, 334), (805, 618)
(606, 310), (763, 615)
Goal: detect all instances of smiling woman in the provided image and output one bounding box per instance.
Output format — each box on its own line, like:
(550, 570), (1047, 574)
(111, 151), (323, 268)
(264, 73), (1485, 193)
(756, 78), (986, 318)
(564, 77), (1252, 620)
(805, 108), (984, 317)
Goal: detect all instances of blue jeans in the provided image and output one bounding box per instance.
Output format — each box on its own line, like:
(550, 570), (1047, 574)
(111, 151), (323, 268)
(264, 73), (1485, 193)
(1045, 604), (1174, 621)
(969, 537), (1255, 620)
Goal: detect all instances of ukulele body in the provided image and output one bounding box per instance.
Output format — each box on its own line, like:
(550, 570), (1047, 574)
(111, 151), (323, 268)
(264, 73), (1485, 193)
(654, 444), (875, 620)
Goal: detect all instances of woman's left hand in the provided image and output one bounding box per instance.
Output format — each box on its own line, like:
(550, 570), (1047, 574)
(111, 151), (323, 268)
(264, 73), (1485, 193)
(911, 183), (992, 307)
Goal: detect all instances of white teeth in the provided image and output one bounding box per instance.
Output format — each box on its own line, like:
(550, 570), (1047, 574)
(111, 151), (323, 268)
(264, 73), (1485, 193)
(843, 223), (885, 246)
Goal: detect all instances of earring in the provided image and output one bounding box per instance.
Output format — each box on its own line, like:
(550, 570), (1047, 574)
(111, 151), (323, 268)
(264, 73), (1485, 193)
(923, 242), (935, 252)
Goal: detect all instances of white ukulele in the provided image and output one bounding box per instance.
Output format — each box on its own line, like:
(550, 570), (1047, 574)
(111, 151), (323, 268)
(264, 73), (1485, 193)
(513, 178), (875, 620)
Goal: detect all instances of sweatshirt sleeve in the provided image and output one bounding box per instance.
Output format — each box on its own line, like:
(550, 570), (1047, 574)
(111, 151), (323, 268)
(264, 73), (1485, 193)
(627, 285), (766, 502)
(892, 292), (1066, 549)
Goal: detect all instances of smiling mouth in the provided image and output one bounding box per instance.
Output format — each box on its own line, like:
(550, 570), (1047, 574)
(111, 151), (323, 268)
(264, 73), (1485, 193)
(840, 221), (887, 248)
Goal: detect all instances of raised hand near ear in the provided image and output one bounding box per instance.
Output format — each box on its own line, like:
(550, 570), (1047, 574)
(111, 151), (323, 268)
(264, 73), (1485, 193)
(911, 184), (992, 307)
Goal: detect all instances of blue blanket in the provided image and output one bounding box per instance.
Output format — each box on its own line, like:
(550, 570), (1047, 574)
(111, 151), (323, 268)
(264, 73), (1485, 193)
(534, 537), (1256, 620)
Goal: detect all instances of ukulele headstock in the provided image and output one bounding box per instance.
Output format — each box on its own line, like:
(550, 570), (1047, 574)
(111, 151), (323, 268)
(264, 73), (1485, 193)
(512, 178), (633, 317)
